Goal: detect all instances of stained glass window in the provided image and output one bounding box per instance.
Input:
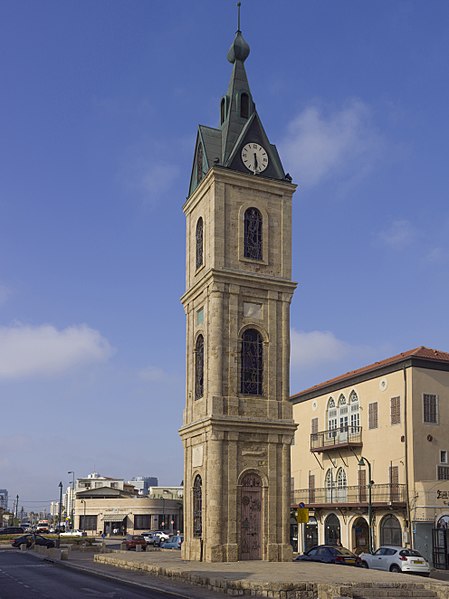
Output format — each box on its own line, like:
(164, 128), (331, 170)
(244, 208), (262, 260)
(196, 217), (203, 269)
(195, 334), (204, 400)
(193, 475), (202, 538)
(240, 328), (263, 395)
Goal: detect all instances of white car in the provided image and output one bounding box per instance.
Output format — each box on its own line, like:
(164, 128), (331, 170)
(60, 529), (87, 537)
(359, 546), (430, 576)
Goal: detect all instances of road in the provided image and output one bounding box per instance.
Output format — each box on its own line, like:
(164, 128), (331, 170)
(0, 551), (185, 599)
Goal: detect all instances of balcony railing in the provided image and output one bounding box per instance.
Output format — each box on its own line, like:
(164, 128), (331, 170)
(310, 425), (363, 452)
(292, 484), (406, 508)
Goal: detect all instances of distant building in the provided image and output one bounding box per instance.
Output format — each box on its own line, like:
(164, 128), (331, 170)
(0, 489), (8, 510)
(128, 476), (158, 496)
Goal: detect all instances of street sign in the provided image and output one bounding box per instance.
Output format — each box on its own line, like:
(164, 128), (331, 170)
(296, 507), (309, 524)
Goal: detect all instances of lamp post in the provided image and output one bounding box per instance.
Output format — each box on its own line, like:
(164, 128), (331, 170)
(358, 457), (373, 553)
(80, 499), (86, 532)
(57, 482), (63, 548)
(68, 471), (75, 530)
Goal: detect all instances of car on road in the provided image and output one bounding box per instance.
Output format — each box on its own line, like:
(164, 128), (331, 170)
(152, 531), (170, 546)
(160, 534), (183, 549)
(11, 534), (55, 548)
(359, 546), (430, 576)
(124, 534), (147, 551)
(60, 529), (87, 537)
(142, 532), (157, 545)
(294, 545), (362, 567)
(0, 527), (25, 535)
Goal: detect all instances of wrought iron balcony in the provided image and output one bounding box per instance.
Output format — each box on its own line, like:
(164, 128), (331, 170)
(310, 425), (363, 452)
(292, 484), (406, 509)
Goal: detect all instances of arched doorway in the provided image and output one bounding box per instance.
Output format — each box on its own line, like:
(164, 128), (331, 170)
(324, 513), (340, 546)
(352, 517), (369, 553)
(240, 473), (262, 560)
(304, 516), (318, 552)
(380, 514), (401, 546)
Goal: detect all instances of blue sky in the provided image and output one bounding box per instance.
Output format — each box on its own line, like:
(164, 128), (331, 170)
(1, 0), (448, 512)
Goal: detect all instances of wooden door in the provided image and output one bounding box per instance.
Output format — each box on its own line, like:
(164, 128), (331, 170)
(240, 473), (262, 560)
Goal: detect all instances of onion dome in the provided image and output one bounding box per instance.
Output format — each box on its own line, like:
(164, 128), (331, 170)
(227, 31), (250, 63)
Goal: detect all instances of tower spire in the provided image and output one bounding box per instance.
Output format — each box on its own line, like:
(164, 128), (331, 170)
(237, 2), (241, 32)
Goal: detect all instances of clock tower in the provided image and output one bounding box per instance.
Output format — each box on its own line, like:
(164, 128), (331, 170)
(179, 18), (297, 562)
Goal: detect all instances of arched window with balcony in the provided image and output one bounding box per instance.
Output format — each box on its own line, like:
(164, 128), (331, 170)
(327, 398), (337, 440)
(193, 475), (202, 537)
(349, 390), (360, 433)
(338, 394), (348, 442)
(336, 468), (347, 502)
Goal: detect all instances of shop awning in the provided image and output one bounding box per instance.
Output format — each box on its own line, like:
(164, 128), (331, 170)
(102, 514), (127, 522)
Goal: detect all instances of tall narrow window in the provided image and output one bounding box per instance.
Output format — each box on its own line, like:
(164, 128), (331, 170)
(336, 468), (347, 502)
(358, 468), (367, 502)
(193, 475), (202, 537)
(220, 98), (226, 124)
(244, 207), (262, 260)
(196, 217), (203, 269)
(423, 394), (438, 424)
(308, 474), (316, 504)
(390, 396), (401, 425)
(240, 328), (263, 395)
(389, 465), (399, 501)
(195, 335), (204, 400)
(240, 93), (249, 118)
(349, 391), (360, 433)
(325, 469), (334, 502)
(196, 143), (204, 185)
(368, 402), (378, 429)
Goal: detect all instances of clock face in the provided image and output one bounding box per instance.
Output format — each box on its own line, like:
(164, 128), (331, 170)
(241, 143), (269, 174)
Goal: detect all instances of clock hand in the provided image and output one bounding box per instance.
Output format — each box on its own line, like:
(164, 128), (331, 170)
(253, 153), (258, 172)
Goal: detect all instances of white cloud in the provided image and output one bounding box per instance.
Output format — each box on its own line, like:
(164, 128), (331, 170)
(290, 329), (387, 391)
(0, 323), (114, 380)
(280, 99), (382, 187)
(138, 365), (168, 382)
(377, 219), (417, 250)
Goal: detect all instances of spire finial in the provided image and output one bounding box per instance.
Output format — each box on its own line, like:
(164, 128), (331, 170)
(237, 2), (241, 32)
(227, 2), (250, 63)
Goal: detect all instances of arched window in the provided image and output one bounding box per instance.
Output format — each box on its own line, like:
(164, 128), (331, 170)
(196, 217), (203, 269)
(336, 468), (347, 502)
(195, 335), (204, 400)
(349, 391), (360, 433)
(240, 93), (249, 118)
(240, 328), (263, 395)
(325, 469), (334, 502)
(380, 514), (401, 546)
(327, 398), (337, 439)
(193, 475), (202, 538)
(324, 513), (341, 546)
(244, 208), (262, 260)
(196, 143), (204, 185)
(338, 394), (348, 437)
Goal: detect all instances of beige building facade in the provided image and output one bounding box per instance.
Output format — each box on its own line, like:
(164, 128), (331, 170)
(290, 346), (449, 565)
(180, 26), (297, 562)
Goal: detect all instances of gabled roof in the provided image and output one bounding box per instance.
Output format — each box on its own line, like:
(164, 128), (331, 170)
(290, 346), (449, 403)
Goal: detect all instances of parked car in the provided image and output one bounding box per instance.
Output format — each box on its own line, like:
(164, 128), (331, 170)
(0, 527), (24, 535)
(359, 546), (430, 576)
(161, 534), (184, 549)
(152, 531), (170, 546)
(11, 534), (55, 548)
(60, 529), (87, 537)
(124, 534), (147, 551)
(142, 532), (157, 545)
(294, 545), (362, 567)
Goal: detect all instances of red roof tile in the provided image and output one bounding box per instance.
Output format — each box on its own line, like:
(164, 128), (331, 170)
(291, 346), (449, 400)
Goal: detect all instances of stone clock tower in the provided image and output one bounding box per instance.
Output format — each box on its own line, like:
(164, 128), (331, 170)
(179, 22), (297, 562)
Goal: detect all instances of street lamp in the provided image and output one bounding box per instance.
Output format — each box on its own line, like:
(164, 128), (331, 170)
(68, 471), (75, 530)
(57, 482), (63, 548)
(80, 499), (86, 532)
(358, 456), (373, 553)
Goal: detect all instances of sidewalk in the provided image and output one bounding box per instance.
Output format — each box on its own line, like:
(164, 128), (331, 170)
(59, 546), (449, 599)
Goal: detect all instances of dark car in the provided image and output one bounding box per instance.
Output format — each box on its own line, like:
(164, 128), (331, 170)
(124, 534), (147, 551)
(295, 545), (361, 566)
(0, 526), (24, 535)
(11, 534), (55, 548)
